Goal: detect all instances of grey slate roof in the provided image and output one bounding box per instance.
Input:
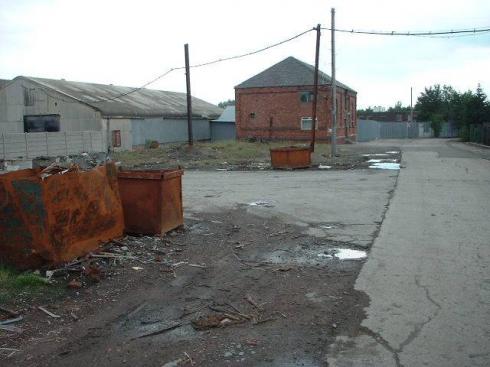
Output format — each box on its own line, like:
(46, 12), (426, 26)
(235, 56), (355, 92)
(18, 76), (222, 119)
(213, 106), (235, 123)
(0, 79), (11, 89)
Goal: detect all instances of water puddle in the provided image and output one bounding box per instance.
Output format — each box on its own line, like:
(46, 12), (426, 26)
(332, 248), (367, 260)
(369, 162), (400, 170)
(363, 153), (389, 157)
(248, 200), (275, 208)
(367, 158), (397, 163)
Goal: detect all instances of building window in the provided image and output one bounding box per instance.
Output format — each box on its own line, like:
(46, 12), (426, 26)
(23, 87), (35, 106)
(300, 91), (314, 103)
(112, 130), (122, 147)
(24, 115), (60, 133)
(300, 117), (318, 131)
(249, 112), (256, 119)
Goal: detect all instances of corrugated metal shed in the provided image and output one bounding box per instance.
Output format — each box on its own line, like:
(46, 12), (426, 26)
(0, 79), (11, 89)
(213, 106), (235, 122)
(17, 76), (222, 119)
(235, 56), (355, 92)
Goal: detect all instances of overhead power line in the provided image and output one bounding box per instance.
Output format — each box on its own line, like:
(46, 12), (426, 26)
(320, 26), (490, 37)
(90, 28), (315, 103)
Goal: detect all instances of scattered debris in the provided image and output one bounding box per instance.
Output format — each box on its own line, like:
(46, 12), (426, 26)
(385, 151), (400, 154)
(0, 316), (23, 325)
(67, 279), (82, 289)
(38, 306), (60, 318)
(318, 165), (332, 169)
(191, 314), (246, 330)
(131, 266), (144, 271)
(134, 321), (182, 339)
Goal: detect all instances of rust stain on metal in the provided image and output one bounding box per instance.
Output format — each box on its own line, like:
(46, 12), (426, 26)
(270, 146), (311, 169)
(0, 163), (124, 269)
(117, 169), (184, 236)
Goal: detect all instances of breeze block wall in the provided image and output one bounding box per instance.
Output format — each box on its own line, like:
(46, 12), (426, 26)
(235, 85), (357, 142)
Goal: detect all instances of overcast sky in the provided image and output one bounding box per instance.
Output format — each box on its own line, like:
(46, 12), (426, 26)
(1, 0), (489, 108)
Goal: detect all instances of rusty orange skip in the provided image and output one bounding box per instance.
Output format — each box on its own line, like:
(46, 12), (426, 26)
(0, 163), (124, 269)
(117, 169), (184, 236)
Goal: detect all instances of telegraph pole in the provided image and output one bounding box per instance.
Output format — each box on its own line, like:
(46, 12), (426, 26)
(331, 8), (337, 156)
(310, 24), (321, 152)
(184, 44), (193, 146)
(410, 87), (414, 122)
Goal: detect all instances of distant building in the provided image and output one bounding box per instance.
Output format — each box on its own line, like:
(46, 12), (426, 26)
(0, 76), (221, 151)
(210, 106), (236, 140)
(235, 56), (357, 142)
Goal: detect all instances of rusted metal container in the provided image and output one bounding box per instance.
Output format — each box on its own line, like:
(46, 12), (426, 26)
(270, 146), (311, 169)
(117, 169), (184, 236)
(0, 163), (124, 269)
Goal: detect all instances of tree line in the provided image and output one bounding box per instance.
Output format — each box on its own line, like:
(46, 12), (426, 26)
(358, 84), (490, 138)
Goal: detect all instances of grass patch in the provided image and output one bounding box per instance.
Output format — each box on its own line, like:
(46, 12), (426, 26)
(113, 140), (332, 169)
(0, 265), (62, 305)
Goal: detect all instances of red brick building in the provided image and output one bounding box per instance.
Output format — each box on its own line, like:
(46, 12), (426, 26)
(235, 56), (357, 142)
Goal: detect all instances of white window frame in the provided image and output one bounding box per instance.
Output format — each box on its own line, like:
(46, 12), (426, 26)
(300, 117), (318, 131)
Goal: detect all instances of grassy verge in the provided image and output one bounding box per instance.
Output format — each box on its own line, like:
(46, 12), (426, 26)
(114, 140), (332, 169)
(0, 266), (63, 306)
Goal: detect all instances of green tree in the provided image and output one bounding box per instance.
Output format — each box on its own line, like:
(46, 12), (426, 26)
(218, 99), (235, 109)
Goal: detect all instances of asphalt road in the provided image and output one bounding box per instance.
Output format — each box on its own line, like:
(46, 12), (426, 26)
(327, 140), (490, 367)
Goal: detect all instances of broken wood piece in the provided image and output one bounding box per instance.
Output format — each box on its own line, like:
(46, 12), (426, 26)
(184, 352), (195, 366)
(0, 305), (19, 317)
(0, 316), (23, 325)
(188, 263), (206, 269)
(0, 324), (23, 333)
(38, 306), (60, 318)
(125, 302), (147, 319)
(253, 317), (276, 325)
(133, 322), (182, 339)
(245, 294), (261, 310)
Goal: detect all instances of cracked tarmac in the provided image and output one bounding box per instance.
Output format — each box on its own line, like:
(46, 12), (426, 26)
(327, 139), (490, 367)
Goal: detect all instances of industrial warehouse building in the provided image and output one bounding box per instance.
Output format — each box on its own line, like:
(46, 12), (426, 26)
(235, 56), (357, 142)
(0, 76), (222, 158)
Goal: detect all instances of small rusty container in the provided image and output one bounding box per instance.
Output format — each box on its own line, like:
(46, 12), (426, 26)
(270, 146), (311, 169)
(117, 169), (184, 236)
(0, 163), (124, 269)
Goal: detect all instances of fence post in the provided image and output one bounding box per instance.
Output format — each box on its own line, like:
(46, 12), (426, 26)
(45, 132), (49, 156)
(101, 131), (104, 152)
(25, 133), (29, 158)
(90, 132), (93, 152)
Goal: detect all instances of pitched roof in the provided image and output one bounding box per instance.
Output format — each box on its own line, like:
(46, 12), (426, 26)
(235, 56), (355, 92)
(213, 106), (235, 122)
(18, 76), (222, 119)
(0, 79), (11, 89)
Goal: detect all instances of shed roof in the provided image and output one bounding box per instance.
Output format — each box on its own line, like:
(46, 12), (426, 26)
(0, 79), (11, 89)
(235, 56), (355, 92)
(213, 106), (235, 123)
(18, 76), (222, 119)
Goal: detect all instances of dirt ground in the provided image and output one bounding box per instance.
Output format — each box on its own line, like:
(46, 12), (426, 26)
(2, 208), (369, 367)
(113, 140), (399, 171)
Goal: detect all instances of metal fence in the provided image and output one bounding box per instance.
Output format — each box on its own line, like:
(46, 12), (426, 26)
(1, 131), (107, 160)
(468, 123), (490, 146)
(357, 120), (459, 142)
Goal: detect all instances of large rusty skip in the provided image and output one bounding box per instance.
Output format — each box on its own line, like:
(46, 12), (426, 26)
(0, 163), (124, 269)
(270, 146), (312, 169)
(117, 169), (184, 236)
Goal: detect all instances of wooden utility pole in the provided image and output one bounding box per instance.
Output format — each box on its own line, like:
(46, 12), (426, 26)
(410, 87), (414, 122)
(310, 24), (321, 152)
(331, 8), (337, 156)
(184, 43), (193, 146)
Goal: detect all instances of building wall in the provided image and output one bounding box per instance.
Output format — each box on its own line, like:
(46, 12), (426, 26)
(235, 85), (357, 142)
(210, 121), (236, 141)
(106, 118), (133, 151)
(0, 78), (103, 134)
(131, 118), (210, 146)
